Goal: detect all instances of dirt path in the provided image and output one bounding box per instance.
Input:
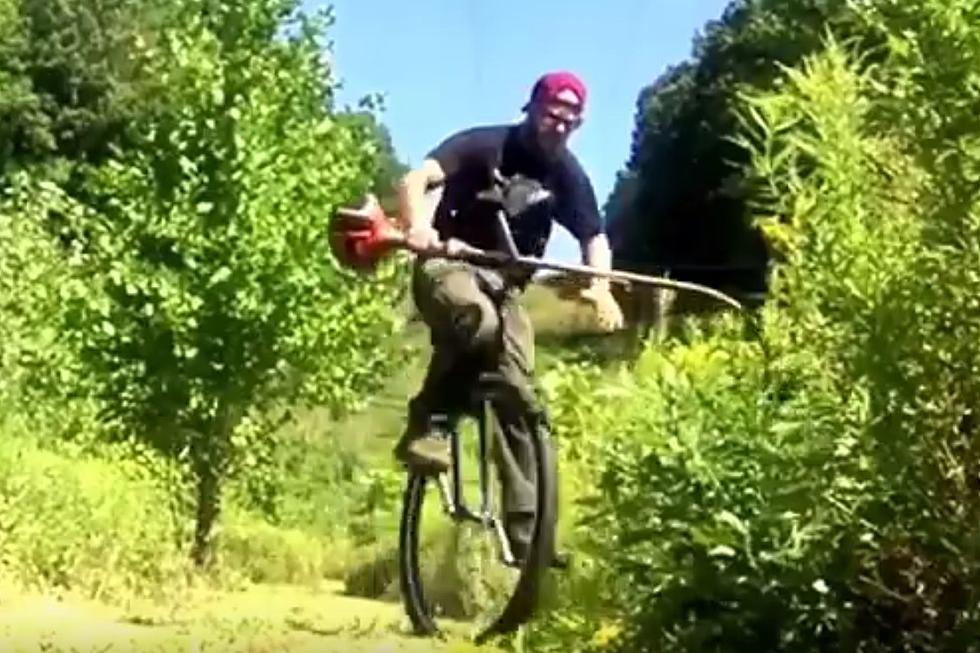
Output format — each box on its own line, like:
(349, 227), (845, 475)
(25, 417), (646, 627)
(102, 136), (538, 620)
(0, 580), (505, 653)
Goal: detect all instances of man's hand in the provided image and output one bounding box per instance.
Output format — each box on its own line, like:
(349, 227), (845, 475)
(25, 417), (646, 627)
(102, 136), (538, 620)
(577, 234), (624, 331)
(405, 223), (442, 253)
(579, 283), (624, 332)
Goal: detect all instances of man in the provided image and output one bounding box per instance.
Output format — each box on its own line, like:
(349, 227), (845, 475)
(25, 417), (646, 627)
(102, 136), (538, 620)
(392, 71), (624, 560)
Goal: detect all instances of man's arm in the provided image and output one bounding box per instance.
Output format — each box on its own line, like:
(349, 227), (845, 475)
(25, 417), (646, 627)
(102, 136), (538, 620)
(397, 158), (445, 235)
(395, 127), (493, 249)
(554, 156), (613, 283)
(579, 230), (624, 330)
(555, 156), (625, 331)
(581, 232), (613, 291)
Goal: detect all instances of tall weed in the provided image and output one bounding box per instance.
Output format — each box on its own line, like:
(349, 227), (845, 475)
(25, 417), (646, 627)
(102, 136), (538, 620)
(0, 420), (189, 602)
(529, 11), (980, 651)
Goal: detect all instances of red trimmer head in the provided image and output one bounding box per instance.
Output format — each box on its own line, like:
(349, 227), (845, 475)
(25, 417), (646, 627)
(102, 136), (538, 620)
(329, 195), (405, 272)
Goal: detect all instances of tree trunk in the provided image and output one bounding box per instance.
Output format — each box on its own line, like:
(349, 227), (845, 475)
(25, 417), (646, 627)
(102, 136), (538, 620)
(191, 453), (221, 568)
(189, 404), (238, 568)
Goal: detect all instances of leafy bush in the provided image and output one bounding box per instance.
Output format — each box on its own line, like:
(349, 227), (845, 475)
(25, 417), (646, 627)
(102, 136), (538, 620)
(0, 178), (73, 411)
(0, 1), (411, 603)
(41, 0), (407, 566)
(528, 4), (980, 651)
(0, 408), (407, 599)
(0, 420), (188, 602)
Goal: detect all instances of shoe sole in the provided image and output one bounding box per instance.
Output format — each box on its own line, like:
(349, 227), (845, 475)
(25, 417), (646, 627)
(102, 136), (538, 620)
(397, 454), (450, 476)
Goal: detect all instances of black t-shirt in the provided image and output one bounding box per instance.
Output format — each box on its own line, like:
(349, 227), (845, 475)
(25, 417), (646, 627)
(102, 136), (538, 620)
(426, 124), (603, 259)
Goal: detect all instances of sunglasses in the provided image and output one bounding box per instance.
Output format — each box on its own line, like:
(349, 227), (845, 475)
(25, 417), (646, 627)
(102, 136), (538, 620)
(539, 102), (583, 130)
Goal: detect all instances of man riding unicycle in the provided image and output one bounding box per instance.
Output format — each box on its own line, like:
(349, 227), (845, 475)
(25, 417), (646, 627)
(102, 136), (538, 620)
(391, 71), (624, 565)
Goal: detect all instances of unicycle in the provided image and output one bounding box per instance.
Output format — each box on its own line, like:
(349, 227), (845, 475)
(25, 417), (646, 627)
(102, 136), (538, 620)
(397, 370), (558, 644)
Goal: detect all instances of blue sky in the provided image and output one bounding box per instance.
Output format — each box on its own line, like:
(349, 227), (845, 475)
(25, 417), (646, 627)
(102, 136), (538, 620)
(307, 0), (731, 261)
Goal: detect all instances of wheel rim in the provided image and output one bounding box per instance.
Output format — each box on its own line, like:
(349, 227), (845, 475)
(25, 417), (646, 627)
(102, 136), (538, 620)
(398, 422), (557, 644)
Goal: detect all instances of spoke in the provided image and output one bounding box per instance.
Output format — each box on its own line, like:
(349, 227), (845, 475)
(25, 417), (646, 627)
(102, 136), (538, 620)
(494, 515), (516, 566)
(437, 474), (454, 515)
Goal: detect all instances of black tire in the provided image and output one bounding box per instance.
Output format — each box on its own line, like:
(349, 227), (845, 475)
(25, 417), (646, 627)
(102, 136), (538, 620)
(398, 413), (558, 643)
(398, 472), (438, 636)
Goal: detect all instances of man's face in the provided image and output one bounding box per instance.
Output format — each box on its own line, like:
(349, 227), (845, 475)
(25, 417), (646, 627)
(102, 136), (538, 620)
(528, 88), (583, 156)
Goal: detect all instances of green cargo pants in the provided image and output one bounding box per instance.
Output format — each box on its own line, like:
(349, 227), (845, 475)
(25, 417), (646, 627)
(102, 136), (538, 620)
(404, 256), (545, 543)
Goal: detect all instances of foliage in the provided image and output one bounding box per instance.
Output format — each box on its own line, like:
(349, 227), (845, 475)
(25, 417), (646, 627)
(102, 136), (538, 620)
(0, 0), (171, 181)
(529, 3), (980, 650)
(0, 176), (69, 406)
(0, 412), (409, 602)
(0, 419), (189, 601)
(46, 0), (407, 566)
(606, 0), (867, 294)
(0, 0), (409, 572)
(7, 2), (980, 652)
(337, 107), (409, 214)
(0, 174), (104, 442)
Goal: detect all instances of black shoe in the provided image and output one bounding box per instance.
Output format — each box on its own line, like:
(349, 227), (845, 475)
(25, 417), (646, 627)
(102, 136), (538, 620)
(393, 433), (451, 475)
(393, 410), (454, 475)
(505, 540), (571, 570)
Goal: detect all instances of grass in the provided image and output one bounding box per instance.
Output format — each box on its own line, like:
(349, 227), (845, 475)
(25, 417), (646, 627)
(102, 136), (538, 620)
(0, 580), (506, 652)
(0, 281), (629, 652)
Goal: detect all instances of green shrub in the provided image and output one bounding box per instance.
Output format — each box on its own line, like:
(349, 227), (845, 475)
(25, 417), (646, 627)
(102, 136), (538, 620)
(0, 177), (95, 433)
(531, 315), (869, 652)
(528, 6), (980, 650)
(0, 421), (189, 602)
(0, 411), (407, 598)
(33, 0), (408, 567)
(0, 0), (412, 604)
(216, 510), (343, 584)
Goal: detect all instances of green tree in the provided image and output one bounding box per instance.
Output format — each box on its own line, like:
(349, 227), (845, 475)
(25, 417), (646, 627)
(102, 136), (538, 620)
(0, 175), (74, 412)
(532, 2), (980, 649)
(337, 107), (408, 213)
(55, 0), (405, 566)
(0, 0), (169, 182)
(607, 0), (861, 295)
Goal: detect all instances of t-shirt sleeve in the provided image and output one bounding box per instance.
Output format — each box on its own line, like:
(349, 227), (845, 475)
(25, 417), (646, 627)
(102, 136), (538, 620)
(426, 127), (497, 178)
(554, 155), (603, 242)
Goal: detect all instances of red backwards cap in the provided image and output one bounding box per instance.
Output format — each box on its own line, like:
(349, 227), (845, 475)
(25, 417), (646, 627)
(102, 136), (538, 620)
(523, 71), (587, 110)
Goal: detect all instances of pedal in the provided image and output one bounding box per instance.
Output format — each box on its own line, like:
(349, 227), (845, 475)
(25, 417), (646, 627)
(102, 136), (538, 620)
(475, 371), (508, 394)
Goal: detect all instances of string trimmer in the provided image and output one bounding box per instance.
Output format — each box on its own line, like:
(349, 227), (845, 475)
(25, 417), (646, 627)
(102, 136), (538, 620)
(329, 195), (744, 311)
